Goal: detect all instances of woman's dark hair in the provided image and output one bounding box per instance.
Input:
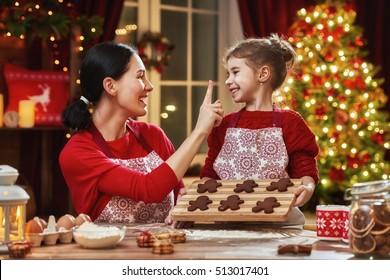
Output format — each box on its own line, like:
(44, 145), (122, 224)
(62, 41), (136, 130)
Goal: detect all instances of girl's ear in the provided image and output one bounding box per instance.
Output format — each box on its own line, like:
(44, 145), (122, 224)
(103, 77), (117, 96)
(257, 65), (271, 83)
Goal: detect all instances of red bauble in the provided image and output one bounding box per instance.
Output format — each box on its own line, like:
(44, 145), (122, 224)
(326, 88), (337, 97)
(343, 2), (356, 12)
(338, 95), (347, 102)
(359, 117), (367, 124)
(303, 90), (311, 99)
(370, 133), (385, 145)
(347, 155), (364, 168)
(362, 153), (371, 163)
(326, 6), (337, 16)
(325, 51), (334, 62)
(312, 75), (322, 86)
(316, 106), (326, 119)
(356, 36), (364, 46)
(329, 167), (345, 182)
(343, 79), (354, 90)
(355, 76), (366, 90)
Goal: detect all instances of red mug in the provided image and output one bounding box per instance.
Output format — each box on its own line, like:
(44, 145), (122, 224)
(316, 205), (350, 242)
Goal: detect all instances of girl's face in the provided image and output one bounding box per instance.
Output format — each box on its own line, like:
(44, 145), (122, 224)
(114, 54), (153, 117)
(225, 56), (260, 104)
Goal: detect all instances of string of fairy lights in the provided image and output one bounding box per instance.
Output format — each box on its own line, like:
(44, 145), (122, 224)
(1, 0), (102, 80)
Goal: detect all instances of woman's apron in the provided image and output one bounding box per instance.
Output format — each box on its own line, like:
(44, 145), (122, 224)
(89, 122), (174, 224)
(213, 106), (304, 225)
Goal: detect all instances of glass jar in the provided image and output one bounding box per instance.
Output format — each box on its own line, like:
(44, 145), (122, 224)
(344, 180), (390, 259)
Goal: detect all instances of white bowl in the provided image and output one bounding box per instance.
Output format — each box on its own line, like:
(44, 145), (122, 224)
(73, 223), (126, 249)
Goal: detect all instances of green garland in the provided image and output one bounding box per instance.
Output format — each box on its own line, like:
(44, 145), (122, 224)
(0, 0), (103, 43)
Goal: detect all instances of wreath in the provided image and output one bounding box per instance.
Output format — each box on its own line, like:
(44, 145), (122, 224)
(136, 31), (175, 73)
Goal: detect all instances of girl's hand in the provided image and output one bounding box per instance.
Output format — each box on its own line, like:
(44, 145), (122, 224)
(293, 176), (315, 207)
(194, 80), (224, 136)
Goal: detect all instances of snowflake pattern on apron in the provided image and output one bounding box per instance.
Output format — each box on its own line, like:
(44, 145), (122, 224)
(89, 122), (174, 224)
(95, 151), (173, 224)
(214, 106), (289, 180)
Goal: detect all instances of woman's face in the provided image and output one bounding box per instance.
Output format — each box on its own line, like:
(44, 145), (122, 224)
(114, 54), (153, 117)
(225, 56), (260, 104)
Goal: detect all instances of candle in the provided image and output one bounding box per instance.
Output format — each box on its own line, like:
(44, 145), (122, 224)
(18, 100), (35, 127)
(0, 93), (4, 127)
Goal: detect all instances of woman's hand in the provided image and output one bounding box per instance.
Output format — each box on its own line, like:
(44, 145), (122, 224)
(293, 176), (315, 207)
(165, 187), (194, 229)
(165, 81), (223, 180)
(193, 80), (224, 136)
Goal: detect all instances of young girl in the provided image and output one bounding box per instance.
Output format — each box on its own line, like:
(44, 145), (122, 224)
(200, 34), (319, 224)
(60, 42), (223, 227)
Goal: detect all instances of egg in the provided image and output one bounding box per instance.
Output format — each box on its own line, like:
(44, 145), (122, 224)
(56, 214), (75, 231)
(25, 217), (44, 233)
(74, 213), (92, 226)
(39, 218), (47, 230)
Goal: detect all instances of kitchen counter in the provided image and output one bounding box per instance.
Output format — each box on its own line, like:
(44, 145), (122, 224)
(1, 223), (356, 260)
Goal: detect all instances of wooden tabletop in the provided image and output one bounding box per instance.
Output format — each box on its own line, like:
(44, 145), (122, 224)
(1, 223), (356, 260)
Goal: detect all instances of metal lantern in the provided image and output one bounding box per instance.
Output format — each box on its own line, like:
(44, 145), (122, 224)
(0, 185), (30, 245)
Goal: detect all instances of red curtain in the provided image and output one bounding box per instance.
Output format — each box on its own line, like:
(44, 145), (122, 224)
(237, 0), (314, 38)
(237, 0), (390, 111)
(355, 0), (390, 112)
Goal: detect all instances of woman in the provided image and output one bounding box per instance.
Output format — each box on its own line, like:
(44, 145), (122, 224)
(60, 41), (223, 226)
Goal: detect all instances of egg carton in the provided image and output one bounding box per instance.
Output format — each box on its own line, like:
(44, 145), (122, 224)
(26, 230), (73, 247)
(25, 213), (92, 247)
(25, 215), (75, 247)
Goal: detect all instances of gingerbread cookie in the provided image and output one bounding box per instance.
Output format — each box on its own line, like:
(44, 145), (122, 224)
(277, 244), (312, 255)
(234, 179), (258, 193)
(197, 179), (222, 193)
(218, 195), (244, 211)
(252, 197), (281, 213)
(187, 196), (213, 211)
(266, 178), (294, 192)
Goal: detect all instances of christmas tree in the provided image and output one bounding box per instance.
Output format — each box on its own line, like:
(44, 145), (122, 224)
(279, 1), (390, 206)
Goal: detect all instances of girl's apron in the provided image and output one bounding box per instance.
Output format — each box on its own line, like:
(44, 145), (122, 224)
(213, 106), (304, 225)
(89, 122), (174, 224)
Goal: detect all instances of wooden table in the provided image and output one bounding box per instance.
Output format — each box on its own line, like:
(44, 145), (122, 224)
(1, 223), (356, 260)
